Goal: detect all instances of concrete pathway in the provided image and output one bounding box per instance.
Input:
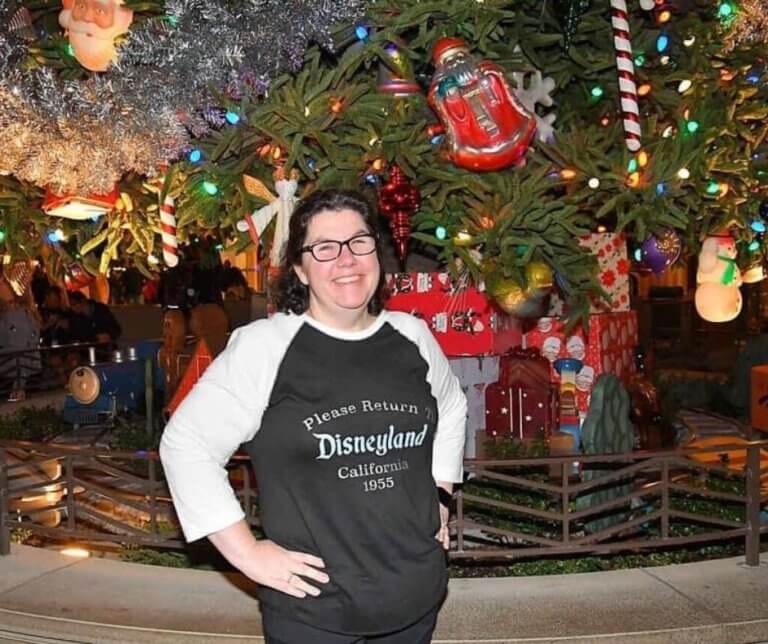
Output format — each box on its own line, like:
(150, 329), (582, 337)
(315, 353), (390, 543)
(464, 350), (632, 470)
(0, 545), (767, 643)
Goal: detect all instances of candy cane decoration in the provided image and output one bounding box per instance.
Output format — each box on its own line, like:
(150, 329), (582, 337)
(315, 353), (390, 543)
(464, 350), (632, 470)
(611, 0), (642, 152)
(160, 195), (179, 268)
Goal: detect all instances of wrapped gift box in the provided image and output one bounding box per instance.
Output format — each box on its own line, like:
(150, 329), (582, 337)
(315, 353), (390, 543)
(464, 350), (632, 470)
(549, 232), (632, 316)
(524, 311), (638, 412)
(484, 348), (557, 441)
(385, 272), (522, 357)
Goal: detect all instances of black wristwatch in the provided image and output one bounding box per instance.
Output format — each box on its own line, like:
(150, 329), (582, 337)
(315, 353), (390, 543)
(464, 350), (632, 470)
(437, 486), (453, 509)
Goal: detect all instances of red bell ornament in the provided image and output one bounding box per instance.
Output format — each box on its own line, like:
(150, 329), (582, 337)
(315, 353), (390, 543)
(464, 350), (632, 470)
(427, 38), (537, 172)
(377, 165), (420, 264)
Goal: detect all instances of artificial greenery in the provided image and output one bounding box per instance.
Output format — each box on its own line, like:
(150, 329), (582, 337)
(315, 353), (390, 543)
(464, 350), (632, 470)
(0, 1), (765, 319)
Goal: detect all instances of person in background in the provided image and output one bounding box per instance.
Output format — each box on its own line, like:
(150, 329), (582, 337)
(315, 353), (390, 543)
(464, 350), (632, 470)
(0, 278), (41, 402)
(161, 189), (467, 644)
(39, 286), (74, 347)
(68, 291), (122, 346)
(30, 259), (51, 310)
(121, 259), (144, 304)
(218, 260), (248, 300)
(142, 274), (161, 305)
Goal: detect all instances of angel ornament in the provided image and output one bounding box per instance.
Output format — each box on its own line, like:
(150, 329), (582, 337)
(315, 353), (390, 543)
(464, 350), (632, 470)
(237, 169), (299, 267)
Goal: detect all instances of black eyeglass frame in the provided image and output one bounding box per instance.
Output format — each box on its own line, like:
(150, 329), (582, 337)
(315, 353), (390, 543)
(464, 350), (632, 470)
(300, 233), (378, 262)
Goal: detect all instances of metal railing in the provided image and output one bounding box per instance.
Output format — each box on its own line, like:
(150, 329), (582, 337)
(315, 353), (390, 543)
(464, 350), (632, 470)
(1, 439), (766, 564)
(0, 341), (111, 397)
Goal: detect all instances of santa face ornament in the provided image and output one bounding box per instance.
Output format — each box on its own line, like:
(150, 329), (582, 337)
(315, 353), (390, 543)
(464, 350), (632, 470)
(427, 38), (537, 171)
(59, 0), (134, 72)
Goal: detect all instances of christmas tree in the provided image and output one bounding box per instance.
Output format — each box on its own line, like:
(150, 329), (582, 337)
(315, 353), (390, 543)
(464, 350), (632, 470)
(0, 0), (765, 324)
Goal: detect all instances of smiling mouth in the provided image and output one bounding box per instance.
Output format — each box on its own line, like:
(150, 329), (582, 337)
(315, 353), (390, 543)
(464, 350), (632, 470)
(334, 276), (362, 284)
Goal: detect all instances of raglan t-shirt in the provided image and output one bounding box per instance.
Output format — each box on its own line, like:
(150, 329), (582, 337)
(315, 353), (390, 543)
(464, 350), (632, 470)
(160, 310), (467, 635)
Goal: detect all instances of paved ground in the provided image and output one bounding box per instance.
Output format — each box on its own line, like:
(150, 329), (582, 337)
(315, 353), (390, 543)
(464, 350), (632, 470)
(0, 545), (767, 643)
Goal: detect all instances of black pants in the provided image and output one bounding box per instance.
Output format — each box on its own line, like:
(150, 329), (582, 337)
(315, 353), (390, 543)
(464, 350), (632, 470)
(261, 606), (439, 644)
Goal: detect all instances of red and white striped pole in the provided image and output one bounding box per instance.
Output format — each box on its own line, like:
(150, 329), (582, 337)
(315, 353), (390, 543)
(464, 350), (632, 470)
(611, 0), (642, 152)
(159, 195), (179, 268)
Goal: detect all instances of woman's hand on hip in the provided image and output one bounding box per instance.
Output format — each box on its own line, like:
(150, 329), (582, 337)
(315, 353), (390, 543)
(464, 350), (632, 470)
(207, 521), (329, 599)
(435, 503), (450, 550)
(246, 539), (330, 598)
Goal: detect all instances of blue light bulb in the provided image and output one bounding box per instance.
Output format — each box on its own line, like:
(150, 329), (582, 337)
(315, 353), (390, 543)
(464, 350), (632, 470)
(188, 149), (202, 163)
(656, 182), (667, 195)
(355, 25), (369, 41)
(656, 34), (669, 53)
(751, 220), (766, 233)
(225, 111), (240, 125)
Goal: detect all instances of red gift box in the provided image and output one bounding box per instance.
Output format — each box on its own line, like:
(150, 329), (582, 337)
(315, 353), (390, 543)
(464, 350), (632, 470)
(484, 349), (557, 441)
(523, 311), (638, 412)
(549, 233), (632, 316)
(385, 272), (522, 357)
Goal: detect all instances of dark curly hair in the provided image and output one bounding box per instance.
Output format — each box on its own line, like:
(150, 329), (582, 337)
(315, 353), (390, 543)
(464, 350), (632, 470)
(271, 189), (386, 315)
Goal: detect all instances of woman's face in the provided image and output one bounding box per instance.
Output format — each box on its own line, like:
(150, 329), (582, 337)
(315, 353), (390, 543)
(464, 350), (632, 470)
(293, 208), (380, 328)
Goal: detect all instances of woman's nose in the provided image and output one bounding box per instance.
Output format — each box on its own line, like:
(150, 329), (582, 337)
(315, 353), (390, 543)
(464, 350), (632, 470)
(336, 243), (357, 264)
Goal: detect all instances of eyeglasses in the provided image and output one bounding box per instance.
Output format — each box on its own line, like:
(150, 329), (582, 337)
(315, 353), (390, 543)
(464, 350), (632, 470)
(301, 233), (377, 262)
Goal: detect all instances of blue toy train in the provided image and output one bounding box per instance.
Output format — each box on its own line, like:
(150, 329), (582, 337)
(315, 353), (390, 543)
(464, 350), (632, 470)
(62, 339), (164, 426)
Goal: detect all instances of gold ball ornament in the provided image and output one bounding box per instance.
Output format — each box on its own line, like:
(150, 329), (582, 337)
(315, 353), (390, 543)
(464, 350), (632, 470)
(525, 261), (554, 291)
(489, 277), (527, 314)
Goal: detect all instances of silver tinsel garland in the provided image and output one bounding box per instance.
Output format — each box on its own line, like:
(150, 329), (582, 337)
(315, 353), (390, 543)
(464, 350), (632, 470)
(0, 0), (368, 194)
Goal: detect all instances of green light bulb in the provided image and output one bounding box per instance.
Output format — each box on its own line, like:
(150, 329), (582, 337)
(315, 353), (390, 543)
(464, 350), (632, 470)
(627, 159), (638, 173)
(202, 181), (218, 195)
(686, 120), (700, 134)
(718, 2), (734, 18)
(706, 181), (720, 194)
(591, 86), (604, 99)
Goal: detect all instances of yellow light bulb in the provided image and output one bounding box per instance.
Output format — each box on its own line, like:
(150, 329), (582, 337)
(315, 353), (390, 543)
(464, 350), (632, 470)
(677, 168), (690, 180)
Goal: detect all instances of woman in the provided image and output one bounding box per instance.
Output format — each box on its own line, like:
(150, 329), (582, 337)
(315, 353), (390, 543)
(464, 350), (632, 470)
(160, 189), (466, 643)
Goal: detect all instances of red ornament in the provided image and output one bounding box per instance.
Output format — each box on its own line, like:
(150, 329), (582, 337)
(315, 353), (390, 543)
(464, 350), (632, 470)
(377, 165), (420, 263)
(427, 38), (537, 171)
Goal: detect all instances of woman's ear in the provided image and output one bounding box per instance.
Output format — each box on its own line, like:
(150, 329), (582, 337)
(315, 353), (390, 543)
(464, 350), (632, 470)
(293, 264), (309, 286)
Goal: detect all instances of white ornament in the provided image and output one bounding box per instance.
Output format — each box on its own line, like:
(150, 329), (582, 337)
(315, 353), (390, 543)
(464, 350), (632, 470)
(510, 67), (557, 144)
(237, 172), (299, 267)
(694, 236), (743, 323)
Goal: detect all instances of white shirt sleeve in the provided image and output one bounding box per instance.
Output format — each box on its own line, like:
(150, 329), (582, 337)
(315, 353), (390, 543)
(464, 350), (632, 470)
(159, 316), (296, 542)
(385, 312), (467, 483)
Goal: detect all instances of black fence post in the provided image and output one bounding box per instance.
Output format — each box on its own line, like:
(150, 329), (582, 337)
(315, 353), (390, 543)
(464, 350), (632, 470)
(0, 447), (10, 555)
(745, 441), (761, 567)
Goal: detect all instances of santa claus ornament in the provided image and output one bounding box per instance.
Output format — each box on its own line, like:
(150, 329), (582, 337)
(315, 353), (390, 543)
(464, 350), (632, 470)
(427, 38), (537, 171)
(59, 0), (134, 72)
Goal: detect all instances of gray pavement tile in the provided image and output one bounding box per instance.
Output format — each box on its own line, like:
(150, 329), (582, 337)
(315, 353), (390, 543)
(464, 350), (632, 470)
(435, 568), (722, 640)
(0, 547), (83, 596)
(0, 555), (263, 635)
(640, 558), (768, 624)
